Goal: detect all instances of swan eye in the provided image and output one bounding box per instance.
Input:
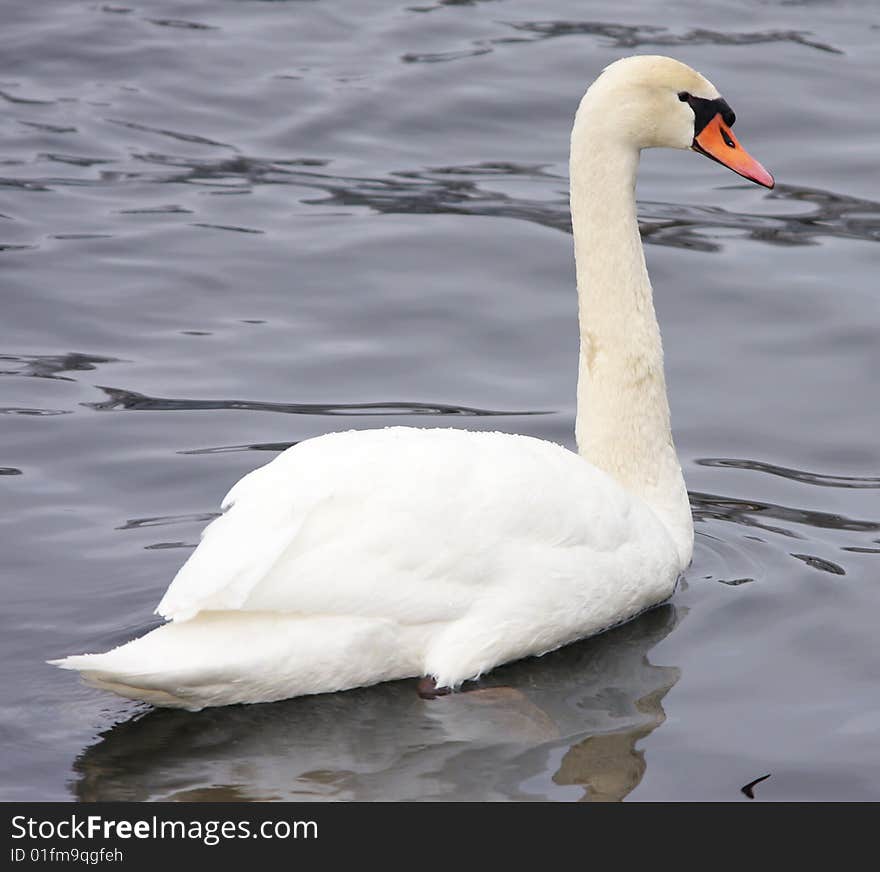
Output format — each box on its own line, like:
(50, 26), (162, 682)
(720, 127), (735, 148)
(678, 91), (690, 101)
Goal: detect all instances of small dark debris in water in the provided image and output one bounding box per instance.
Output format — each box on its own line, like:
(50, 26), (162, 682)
(791, 553), (846, 575)
(841, 546), (880, 554)
(0, 467), (22, 475)
(741, 773), (772, 799)
(718, 577), (754, 586)
(181, 330), (212, 336)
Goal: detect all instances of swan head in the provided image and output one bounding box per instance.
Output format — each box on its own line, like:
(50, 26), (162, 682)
(576, 55), (774, 188)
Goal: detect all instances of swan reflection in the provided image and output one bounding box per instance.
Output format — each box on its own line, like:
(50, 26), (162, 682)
(72, 604), (681, 802)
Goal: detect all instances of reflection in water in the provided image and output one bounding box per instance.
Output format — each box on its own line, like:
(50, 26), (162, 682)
(553, 683), (669, 802)
(71, 605), (681, 802)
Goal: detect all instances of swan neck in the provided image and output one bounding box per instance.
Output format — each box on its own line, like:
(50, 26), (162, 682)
(570, 111), (692, 565)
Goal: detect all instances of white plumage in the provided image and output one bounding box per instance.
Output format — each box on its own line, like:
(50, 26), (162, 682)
(54, 428), (680, 708)
(53, 56), (772, 709)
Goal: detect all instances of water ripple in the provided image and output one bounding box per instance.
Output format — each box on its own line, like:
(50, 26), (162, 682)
(0, 353), (121, 381)
(105, 119), (235, 150)
(117, 512), (220, 531)
(294, 164), (877, 249)
(189, 223), (264, 234)
(697, 458), (880, 489)
(84, 385), (547, 417)
(18, 121), (77, 134)
(0, 407), (71, 416)
(4, 151), (876, 251)
(178, 441), (298, 455)
(403, 20), (842, 64)
(286, 163), (880, 249)
(144, 541), (196, 550)
(0, 88), (55, 105)
(502, 21), (843, 55)
(690, 491), (880, 536)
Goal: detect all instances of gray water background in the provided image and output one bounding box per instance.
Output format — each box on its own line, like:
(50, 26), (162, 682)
(1, 0), (878, 801)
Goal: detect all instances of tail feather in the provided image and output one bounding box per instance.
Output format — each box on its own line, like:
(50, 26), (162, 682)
(50, 612), (427, 710)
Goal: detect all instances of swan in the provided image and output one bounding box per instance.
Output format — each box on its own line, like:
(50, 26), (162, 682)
(52, 55), (774, 710)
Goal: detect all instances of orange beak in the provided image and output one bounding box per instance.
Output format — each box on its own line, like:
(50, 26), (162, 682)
(693, 114), (774, 189)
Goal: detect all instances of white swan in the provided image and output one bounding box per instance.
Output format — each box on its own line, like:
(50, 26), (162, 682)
(52, 56), (773, 710)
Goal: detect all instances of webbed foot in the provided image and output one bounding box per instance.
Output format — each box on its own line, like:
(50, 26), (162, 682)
(416, 676), (451, 699)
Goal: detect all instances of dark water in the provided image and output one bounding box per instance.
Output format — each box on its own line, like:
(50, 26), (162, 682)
(2, 0), (878, 802)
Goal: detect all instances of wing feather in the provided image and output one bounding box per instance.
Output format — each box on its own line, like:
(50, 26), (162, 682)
(156, 427), (659, 625)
